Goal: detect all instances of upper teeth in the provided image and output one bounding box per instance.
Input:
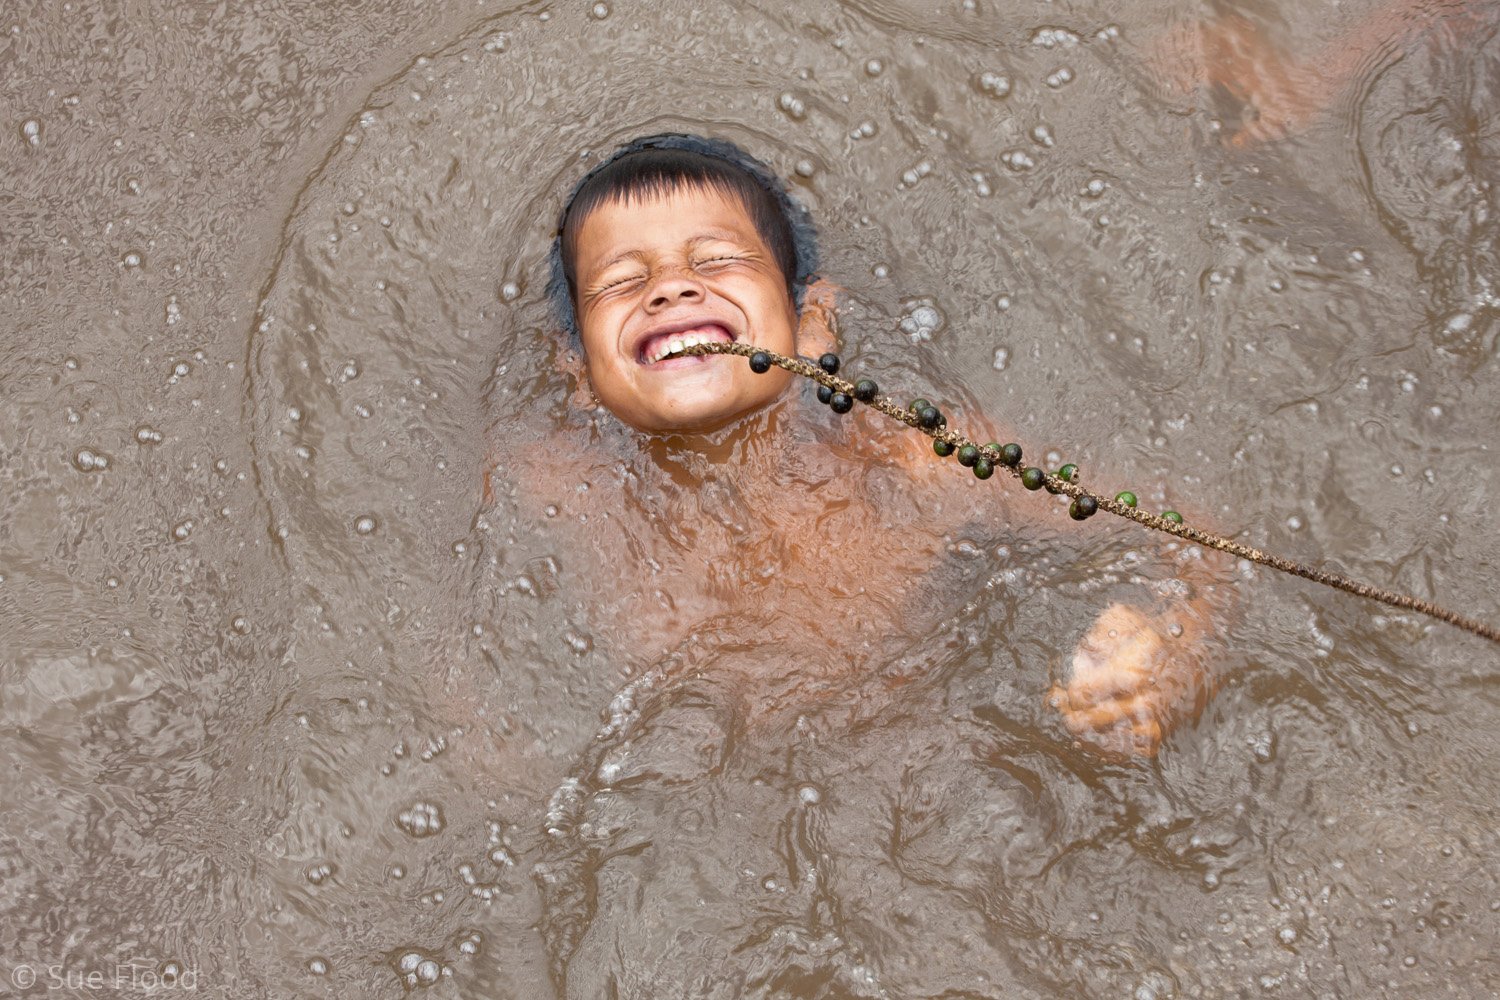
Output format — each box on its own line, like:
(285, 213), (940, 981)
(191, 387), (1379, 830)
(646, 331), (722, 364)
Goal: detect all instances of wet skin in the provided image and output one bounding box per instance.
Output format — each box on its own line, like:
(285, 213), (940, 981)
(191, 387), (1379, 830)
(550, 184), (1235, 757)
(571, 185), (802, 433)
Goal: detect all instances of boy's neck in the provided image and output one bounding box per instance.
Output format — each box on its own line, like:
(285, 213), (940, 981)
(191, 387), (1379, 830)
(642, 397), (801, 485)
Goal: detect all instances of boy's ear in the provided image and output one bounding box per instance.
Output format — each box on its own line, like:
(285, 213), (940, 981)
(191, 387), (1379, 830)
(795, 279), (839, 359)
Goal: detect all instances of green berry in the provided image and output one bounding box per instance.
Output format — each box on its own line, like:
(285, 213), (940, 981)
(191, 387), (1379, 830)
(999, 443), (1022, 467)
(1045, 472), (1063, 495)
(1058, 463), (1079, 483)
(1021, 467), (1046, 491)
(957, 444), (979, 467)
(973, 459), (994, 480)
(818, 353), (841, 375)
(852, 379), (878, 402)
(933, 439), (955, 458)
(816, 384), (834, 404)
(918, 406), (943, 429)
(830, 392), (854, 414)
(749, 351), (772, 374)
(909, 398), (931, 414)
(1161, 510), (1183, 524)
(1115, 491), (1137, 508)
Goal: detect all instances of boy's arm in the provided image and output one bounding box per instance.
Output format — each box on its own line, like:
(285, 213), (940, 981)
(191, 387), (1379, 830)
(815, 285), (1236, 759)
(875, 410), (1237, 758)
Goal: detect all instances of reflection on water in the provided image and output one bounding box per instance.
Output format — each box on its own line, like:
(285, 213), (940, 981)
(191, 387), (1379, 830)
(4, 1), (1500, 997)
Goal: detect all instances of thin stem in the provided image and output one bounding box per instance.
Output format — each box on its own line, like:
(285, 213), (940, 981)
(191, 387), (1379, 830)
(679, 341), (1500, 645)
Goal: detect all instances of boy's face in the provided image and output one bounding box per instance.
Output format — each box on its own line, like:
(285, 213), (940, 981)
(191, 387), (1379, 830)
(570, 185), (800, 434)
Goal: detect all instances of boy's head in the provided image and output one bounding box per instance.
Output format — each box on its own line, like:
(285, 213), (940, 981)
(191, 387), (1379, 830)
(547, 135), (821, 434)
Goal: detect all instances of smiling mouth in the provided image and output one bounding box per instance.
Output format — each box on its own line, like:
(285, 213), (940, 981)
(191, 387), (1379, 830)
(639, 325), (735, 365)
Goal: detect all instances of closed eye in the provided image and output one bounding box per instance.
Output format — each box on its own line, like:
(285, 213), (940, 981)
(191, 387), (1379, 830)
(595, 272), (647, 294)
(693, 253), (750, 271)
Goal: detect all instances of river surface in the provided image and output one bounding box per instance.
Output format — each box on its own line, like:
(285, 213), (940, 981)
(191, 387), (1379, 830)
(4, 1), (1500, 998)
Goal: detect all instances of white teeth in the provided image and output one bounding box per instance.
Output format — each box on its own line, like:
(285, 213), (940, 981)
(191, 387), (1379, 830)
(646, 331), (724, 364)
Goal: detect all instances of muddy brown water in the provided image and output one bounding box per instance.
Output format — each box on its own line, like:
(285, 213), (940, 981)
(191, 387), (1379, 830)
(4, 1), (1500, 998)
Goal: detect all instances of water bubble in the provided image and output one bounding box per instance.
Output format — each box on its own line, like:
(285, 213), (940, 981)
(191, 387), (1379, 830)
(1000, 149), (1035, 172)
(865, 58), (884, 76)
(354, 515), (378, 535)
(853, 120), (877, 139)
(339, 361), (359, 382)
(416, 960), (441, 985)
(992, 346), (1010, 371)
(307, 958), (328, 976)
(1030, 123), (1055, 147)
(164, 295), (181, 325)
(975, 71), (1011, 98)
(1045, 66), (1075, 88)
(1444, 312), (1473, 335)
(777, 92), (807, 120)
(21, 118), (41, 145)
(106, 576), (119, 588)
(591, 1), (610, 18)
(1278, 926), (1298, 944)
(794, 159), (816, 178)
(894, 159), (930, 186)
(231, 616), (249, 633)
(482, 32), (508, 53)
(1032, 26), (1080, 47)
(499, 281), (521, 302)
(72, 447), (109, 472)
(457, 930), (483, 955)
(995, 294), (1012, 310)
(897, 298), (946, 342)
(306, 862), (334, 884)
(121, 251), (142, 268)
(171, 520), (194, 541)
(1167, 622), (1184, 638)
(171, 361), (190, 378)
(397, 801), (444, 837)
(798, 784), (822, 805)
(1084, 177), (1107, 198)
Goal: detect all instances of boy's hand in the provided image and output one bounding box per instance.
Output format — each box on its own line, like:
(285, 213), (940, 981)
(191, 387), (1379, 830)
(1048, 602), (1212, 758)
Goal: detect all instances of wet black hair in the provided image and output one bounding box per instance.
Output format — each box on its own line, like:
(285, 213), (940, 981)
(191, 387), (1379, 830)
(546, 134), (820, 338)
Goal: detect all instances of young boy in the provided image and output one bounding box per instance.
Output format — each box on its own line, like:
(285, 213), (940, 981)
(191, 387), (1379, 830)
(539, 133), (1231, 758)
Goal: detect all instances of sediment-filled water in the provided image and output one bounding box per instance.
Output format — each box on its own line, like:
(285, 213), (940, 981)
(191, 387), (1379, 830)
(4, 1), (1499, 997)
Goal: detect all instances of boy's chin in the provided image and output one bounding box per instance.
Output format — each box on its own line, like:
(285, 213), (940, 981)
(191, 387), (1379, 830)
(619, 395), (771, 436)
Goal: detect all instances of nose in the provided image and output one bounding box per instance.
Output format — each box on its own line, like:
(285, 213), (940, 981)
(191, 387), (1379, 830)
(644, 265), (706, 312)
